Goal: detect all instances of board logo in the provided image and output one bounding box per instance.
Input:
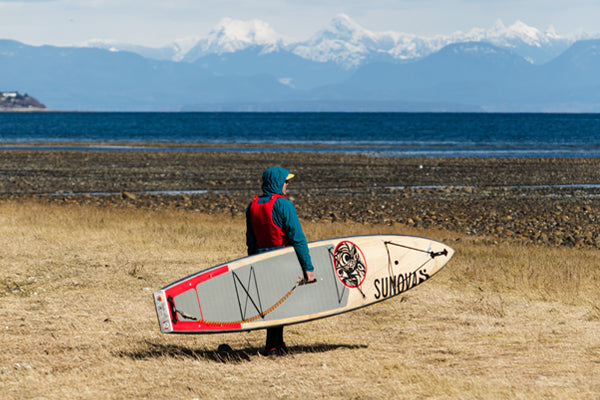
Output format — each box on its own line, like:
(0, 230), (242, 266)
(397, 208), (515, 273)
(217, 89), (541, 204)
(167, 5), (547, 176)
(333, 241), (367, 288)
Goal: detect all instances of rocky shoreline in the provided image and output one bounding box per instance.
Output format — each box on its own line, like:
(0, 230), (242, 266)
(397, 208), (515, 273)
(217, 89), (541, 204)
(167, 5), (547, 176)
(2, 149), (600, 248)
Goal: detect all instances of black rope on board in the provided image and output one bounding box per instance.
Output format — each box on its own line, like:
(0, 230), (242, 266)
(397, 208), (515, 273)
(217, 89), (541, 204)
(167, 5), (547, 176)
(329, 246), (347, 303)
(384, 241), (448, 259)
(355, 284), (367, 299)
(232, 268), (265, 321)
(167, 295), (198, 323)
(383, 240), (445, 283)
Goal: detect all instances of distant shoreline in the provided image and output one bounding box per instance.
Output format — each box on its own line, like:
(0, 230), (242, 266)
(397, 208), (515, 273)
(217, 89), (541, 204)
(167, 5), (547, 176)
(1, 140), (599, 158)
(0, 107), (50, 112)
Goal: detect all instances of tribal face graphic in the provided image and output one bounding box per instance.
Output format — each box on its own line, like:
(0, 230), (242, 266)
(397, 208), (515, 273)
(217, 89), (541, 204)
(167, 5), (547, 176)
(333, 241), (367, 288)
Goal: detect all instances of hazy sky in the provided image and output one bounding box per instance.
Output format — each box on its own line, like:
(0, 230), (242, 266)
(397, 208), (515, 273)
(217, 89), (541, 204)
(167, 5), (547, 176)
(1, 0), (598, 47)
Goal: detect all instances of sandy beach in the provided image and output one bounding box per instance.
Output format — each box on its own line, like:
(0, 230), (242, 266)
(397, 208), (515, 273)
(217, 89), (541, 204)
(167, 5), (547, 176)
(2, 149), (600, 247)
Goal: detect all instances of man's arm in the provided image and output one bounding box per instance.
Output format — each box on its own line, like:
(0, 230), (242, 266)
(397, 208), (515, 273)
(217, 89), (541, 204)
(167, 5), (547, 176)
(273, 199), (315, 276)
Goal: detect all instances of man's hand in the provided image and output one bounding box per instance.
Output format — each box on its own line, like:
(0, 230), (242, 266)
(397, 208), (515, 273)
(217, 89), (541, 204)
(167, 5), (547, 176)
(298, 270), (316, 285)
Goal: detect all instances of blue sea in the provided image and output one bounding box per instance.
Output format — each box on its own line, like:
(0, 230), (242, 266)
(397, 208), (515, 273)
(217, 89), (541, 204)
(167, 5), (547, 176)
(1, 112), (600, 158)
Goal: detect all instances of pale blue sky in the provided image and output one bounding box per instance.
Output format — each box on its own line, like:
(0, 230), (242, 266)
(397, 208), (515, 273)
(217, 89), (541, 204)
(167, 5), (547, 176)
(0, 0), (598, 47)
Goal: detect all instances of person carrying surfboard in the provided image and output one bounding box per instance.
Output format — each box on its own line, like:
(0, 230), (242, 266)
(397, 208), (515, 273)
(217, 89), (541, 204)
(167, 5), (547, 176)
(246, 166), (316, 356)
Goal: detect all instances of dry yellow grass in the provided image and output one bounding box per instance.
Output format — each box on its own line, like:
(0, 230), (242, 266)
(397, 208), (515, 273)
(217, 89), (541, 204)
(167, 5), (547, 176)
(1, 200), (599, 399)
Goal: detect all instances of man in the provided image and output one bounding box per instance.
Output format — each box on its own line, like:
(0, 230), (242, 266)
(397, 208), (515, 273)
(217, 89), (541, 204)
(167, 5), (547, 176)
(246, 166), (315, 356)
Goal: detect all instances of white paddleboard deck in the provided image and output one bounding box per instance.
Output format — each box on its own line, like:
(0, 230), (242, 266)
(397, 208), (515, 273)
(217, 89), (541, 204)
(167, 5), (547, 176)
(154, 234), (454, 334)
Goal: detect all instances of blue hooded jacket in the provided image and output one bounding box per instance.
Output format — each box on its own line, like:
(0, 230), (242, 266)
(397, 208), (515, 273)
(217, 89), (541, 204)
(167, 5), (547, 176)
(246, 166), (314, 272)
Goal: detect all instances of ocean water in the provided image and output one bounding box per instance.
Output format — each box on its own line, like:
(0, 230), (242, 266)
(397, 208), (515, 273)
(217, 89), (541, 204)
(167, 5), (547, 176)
(1, 112), (600, 157)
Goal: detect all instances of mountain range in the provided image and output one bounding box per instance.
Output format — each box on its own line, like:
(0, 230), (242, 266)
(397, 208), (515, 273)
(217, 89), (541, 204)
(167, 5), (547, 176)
(1, 15), (599, 112)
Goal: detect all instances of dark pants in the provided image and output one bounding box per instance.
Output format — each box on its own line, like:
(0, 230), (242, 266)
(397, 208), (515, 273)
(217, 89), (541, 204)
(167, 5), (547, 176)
(265, 326), (284, 349)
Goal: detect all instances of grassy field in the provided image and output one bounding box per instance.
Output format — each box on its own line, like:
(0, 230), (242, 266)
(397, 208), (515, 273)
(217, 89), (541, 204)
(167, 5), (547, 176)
(1, 201), (599, 399)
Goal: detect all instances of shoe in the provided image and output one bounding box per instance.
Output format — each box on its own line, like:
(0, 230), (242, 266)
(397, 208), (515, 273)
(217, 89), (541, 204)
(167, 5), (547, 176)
(262, 344), (287, 356)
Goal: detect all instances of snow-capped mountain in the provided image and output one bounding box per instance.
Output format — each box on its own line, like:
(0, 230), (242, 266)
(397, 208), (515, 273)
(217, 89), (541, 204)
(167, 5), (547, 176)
(478, 19), (560, 47)
(291, 14), (398, 67)
(455, 20), (572, 64)
(291, 15), (574, 67)
(85, 14), (580, 67)
(183, 18), (284, 62)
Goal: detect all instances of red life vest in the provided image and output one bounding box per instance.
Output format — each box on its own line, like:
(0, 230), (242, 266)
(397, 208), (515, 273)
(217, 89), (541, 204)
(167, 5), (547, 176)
(249, 194), (289, 250)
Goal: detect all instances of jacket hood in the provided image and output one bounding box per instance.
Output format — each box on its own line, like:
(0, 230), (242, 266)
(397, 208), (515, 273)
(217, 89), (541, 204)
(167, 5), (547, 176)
(261, 166), (289, 196)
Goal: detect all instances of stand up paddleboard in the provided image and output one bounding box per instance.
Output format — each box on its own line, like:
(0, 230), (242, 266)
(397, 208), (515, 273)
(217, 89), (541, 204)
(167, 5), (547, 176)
(153, 234), (454, 334)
